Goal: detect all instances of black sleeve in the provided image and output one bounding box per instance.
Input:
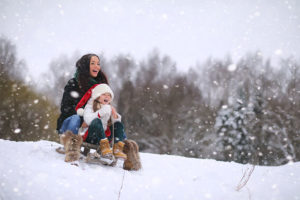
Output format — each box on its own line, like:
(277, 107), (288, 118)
(60, 83), (77, 115)
(56, 79), (81, 131)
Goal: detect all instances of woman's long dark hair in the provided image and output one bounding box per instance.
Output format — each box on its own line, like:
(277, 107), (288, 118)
(76, 54), (108, 95)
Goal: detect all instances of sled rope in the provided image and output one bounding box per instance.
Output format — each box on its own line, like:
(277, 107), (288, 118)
(111, 116), (115, 148)
(117, 170), (126, 200)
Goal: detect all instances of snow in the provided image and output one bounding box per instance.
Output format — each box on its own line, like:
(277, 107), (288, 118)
(274, 49), (283, 56)
(0, 139), (299, 200)
(13, 129), (21, 134)
(227, 64), (237, 72)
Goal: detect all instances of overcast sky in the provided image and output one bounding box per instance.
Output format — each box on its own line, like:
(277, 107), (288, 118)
(1, 0), (300, 79)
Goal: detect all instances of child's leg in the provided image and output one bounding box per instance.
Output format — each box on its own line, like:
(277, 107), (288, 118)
(111, 122), (127, 159)
(86, 118), (113, 159)
(85, 118), (106, 145)
(110, 122), (127, 143)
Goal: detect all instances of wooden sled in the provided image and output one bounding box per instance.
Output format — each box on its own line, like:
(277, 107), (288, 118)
(56, 140), (141, 170)
(81, 142), (98, 156)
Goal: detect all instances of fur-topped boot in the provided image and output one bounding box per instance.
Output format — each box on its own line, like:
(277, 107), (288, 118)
(60, 130), (83, 162)
(113, 141), (127, 160)
(99, 138), (113, 160)
(123, 139), (142, 170)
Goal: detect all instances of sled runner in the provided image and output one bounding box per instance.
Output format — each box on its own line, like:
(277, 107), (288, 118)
(82, 142), (118, 166)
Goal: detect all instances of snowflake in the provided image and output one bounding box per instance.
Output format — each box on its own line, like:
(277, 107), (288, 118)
(227, 64), (237, 72)
(70, 91), (79, 98)
(274, 49), (283, 56)
(14, 129), (21, 134)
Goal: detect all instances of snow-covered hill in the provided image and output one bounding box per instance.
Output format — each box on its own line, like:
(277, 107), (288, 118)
(0, 139), (299, 200)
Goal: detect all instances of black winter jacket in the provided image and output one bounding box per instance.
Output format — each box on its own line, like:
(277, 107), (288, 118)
(56, 78), (83, 131)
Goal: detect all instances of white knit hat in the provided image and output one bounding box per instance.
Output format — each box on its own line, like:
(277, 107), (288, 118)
(91, 84), (114, 100)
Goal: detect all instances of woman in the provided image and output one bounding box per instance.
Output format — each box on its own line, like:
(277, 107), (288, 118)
(57, 53), (108, 135)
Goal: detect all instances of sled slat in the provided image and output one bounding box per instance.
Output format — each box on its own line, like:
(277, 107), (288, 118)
(81, 142), (98, 156)
(82, 142), (98, 150)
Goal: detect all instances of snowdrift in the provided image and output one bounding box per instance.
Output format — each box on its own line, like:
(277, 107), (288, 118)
(0, 139), (299, 200)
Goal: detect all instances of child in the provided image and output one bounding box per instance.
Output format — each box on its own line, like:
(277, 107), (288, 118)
(75, 84), (127, 161)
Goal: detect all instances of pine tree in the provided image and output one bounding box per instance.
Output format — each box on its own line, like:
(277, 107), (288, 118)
(214, 99), (255, 164)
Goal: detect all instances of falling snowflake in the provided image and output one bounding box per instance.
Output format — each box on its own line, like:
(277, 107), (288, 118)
(14, 129), (21, 134)
(204, 193), (212, 199)
(162, 13), (168, 20)
(227, 64), (237, 72)
(25, 76), (31, 83)
(213, 81), (218, 85)
(222, 105), (228, 109)
(70, 91), (79, 98)
(274, 49), (283, 56)
(64, 72), (70, 77)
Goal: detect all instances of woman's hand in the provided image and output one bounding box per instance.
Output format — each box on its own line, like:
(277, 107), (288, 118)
(111, 106), (118, 119)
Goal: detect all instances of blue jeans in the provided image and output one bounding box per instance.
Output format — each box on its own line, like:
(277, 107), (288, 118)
(59, 115), (81, 134)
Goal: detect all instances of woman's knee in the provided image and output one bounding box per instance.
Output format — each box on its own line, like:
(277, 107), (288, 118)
(59, 115), (81, 134)
(69, 115), (81, 126)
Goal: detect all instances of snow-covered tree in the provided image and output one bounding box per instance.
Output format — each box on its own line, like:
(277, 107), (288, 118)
(214, 99), (255, 164)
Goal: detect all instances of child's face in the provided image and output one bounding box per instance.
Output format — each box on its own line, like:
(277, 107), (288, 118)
(98, 93), (112, 105)
(89, 56), (101, 78)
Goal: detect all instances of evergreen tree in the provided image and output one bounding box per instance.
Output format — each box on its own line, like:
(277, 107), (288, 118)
(214, 100), (255, 164)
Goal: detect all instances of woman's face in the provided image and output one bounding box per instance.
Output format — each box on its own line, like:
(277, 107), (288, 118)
(89, 56), (101, 78)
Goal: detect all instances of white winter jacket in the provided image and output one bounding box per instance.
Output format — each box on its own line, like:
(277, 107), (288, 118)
(83, 98), (122, 131)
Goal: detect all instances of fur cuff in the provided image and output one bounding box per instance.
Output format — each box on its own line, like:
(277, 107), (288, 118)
(77, 108), (84, 116)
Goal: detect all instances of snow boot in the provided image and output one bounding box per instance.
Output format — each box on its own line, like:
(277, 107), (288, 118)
(61, 131), (83, 163)
(113, 141), (127, 160)
(123, 139), (141, 170)
(99, 138), (114, 164)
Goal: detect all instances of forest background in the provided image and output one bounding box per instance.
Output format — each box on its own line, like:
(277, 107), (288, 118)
(0, 37), (299, 166)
